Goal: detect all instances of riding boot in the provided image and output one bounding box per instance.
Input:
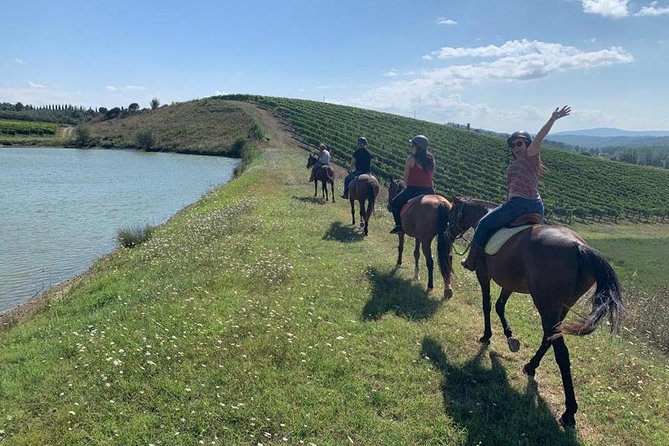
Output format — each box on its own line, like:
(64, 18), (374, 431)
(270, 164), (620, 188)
(461, 243), (483, 271)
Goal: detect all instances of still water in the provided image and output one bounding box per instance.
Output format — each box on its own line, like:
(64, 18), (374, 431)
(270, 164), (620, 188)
(0, 147), (239, 313)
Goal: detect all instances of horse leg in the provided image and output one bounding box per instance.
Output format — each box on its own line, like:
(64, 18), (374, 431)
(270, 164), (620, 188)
(314, 180), (318, 197)
(476, 270), (493, 343)
(553, 336), (578, 428)
(523, 335), (552, 377)
(322, 180), (327, 200)
(495, 288), (520, 352)
(413, 239), (421, 281)
(421, 238), (434, 291)
(359, 200), (366, 229)
(330, 181), (335, 203)
(350, 199), (356, 225)
(396, 233), (405, 266)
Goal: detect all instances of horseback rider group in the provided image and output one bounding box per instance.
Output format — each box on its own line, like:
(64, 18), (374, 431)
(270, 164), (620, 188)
(311, 105), (571, 248)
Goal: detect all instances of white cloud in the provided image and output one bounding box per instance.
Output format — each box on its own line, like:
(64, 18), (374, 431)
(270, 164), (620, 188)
(14, 58), (23, 64)
(422, 54), (433, 61)
(214, 89), (229, 95)
(105, 85), (146, 92)
(635, 1), (669, 16)
(383, 69), (400, 77)
(350, 40), (632, 127)
(28, 81), (45, 89)
(581, 0), (629, 18)
(436, 17), (457, 25)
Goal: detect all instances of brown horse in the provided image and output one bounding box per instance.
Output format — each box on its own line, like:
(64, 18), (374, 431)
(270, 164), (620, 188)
(387, 179), (453, 299)
(306, 154), (335, 202)
(348, 174), (380, 236)
(443, 197), (623, 428)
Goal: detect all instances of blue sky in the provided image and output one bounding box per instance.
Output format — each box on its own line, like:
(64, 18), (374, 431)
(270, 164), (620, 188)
(2, 0), (668, 132)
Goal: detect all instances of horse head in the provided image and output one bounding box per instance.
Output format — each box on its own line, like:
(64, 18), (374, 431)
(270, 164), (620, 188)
(306, 153), (318, 168)
(386, 178), (407, 211)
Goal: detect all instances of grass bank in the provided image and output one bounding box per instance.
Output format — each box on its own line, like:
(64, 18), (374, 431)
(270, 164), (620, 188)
(1, 139), (667, 445)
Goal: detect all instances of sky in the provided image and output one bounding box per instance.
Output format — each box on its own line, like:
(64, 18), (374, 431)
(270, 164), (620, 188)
(2, 0), (669, 133)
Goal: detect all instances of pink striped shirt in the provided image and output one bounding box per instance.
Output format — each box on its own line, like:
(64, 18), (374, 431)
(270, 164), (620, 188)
(507, 155), (541, 199)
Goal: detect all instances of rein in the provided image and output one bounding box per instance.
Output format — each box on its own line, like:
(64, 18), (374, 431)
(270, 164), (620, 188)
(446, 201), (473, 256)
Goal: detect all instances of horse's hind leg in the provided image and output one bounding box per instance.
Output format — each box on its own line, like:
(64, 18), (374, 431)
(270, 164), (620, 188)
(553, 336), (578, 428)
(350, 199), (356, 225)
(396, 233), (405, 267)
(413, 239), (421, 281)
(359, 200), (366, 229)
(330, 181), (335, 203)
(314, 180), (318, 197)
(496, 288), (520, 352)
(322, 182), (327, 200)
(421, 238), (435, 291)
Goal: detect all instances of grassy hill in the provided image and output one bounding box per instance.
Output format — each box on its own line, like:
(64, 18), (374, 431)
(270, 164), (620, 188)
(222, 95), (669, 223)
(1, 107), (668, 444)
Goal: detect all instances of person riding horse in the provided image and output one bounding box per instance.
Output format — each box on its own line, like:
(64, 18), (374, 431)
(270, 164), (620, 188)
(309, 143), (331, 182)
(389, 135), (436, 235)
(341, 137), (372, 199)
(461, 106), (571, 270)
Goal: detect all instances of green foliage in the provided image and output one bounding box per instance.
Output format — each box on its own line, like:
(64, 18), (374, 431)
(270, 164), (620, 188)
(228, 137), (246, 158)
(150, 97), (160, 110)
(128, 102), (140, 112)
(0, 119), (57, 136)
(248, 120), (264, 140)
(74, 123), (91, 146)
(225, 95), (669, 223)
(135, 129), (155, 150)
(116, 224), (153, 248)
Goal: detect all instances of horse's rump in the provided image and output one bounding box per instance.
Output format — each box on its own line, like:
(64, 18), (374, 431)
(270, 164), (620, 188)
(401, 194), (451, 239)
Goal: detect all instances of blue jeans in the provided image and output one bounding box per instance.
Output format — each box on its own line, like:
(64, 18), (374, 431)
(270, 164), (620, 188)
(343, 170), (367, 196)
(472, 197), (544, 247)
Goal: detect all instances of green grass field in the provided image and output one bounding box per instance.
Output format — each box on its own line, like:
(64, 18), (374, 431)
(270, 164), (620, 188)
(1, 133), (668, 445)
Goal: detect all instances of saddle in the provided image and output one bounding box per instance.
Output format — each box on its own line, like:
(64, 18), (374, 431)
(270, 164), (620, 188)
(484, 213), (542, 255)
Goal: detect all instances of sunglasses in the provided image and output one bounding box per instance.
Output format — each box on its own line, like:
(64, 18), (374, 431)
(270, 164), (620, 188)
(509, 140), (526, 148)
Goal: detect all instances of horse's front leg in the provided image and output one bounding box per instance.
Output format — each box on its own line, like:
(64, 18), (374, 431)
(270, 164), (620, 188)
(496, 288), (520, 352)
(330, 181), (335, 203)
(396, 233), (405, 266)
(322, 181), (327, 200)
(413, 239), (421, 281)
(350, 199), (356, 225)
(421, 238), (434, 291)
(476, 269), (493, 343)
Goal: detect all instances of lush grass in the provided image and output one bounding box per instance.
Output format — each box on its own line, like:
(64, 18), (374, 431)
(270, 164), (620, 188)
(1, 141), (667, 445)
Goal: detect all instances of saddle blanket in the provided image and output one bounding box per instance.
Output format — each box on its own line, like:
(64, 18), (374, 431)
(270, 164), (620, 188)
(485, 225), (534, 255)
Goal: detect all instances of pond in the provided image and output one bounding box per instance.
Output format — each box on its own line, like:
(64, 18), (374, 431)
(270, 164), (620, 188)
(0, 147), (239, 313)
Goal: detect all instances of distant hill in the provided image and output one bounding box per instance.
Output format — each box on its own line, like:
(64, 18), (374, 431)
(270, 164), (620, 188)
(549, 128), (669, 149)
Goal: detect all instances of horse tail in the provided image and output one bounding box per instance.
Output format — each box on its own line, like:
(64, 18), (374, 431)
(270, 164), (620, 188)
(365, 181), (376, 219)
(556, 245), (624, 337)
(436, 202), (453, 283)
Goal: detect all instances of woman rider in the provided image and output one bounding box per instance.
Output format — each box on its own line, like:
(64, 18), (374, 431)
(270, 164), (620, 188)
(389, 135), (435, 234)
(461, 106), (571, 270)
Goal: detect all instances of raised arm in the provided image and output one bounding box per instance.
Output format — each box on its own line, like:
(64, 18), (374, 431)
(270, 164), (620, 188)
(527, 106), (571, 157)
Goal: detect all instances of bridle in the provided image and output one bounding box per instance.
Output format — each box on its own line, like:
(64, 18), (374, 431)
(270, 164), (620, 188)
(446, 200), (472, 256)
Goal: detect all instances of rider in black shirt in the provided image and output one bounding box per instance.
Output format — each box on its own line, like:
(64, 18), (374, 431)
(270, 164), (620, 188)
(341, 137), (372, 199)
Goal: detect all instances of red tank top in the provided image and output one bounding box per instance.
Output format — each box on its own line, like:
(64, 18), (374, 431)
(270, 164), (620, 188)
(407, 161), (434, 188)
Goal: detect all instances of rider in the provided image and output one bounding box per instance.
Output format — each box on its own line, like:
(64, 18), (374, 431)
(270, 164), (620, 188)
(341, 137), (372, 199)
(461, 106), (571, 271)
(309, 143), (331, 182)
(389, 135), (435, 234)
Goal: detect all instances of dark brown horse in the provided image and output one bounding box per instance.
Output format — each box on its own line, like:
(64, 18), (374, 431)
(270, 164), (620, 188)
(348, 174), (380, 236)
(387, 179), (453, 299)
(306, 154), (335, 202)
(443, 197), (623, 428)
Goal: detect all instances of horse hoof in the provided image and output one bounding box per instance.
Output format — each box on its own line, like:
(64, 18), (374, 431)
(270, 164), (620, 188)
(507, 337), (521, 352)
(479, 336), (491, 344)
(426, 286), (433, 293)
(559, 413), (576, 429)
(360, 222), (364, 228)
(523, 364), (536, 377)
(443, 288), (453, 299)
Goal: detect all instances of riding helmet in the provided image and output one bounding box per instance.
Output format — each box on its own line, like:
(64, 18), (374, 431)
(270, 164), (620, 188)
(507, 131), (532, 146)
(357, 137), (368, 145)
(410, 135), (429, 150)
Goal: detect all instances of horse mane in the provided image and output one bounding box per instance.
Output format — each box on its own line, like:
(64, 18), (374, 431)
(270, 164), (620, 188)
(454, 196), (498, 210)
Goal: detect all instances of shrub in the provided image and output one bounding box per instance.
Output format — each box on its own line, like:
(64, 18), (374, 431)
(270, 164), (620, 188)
(150, 98), (160, 110)
(248, 121), (264, 140)
(135, 129), (155, 150)
(117, 225), (153, 248)
(74, 124), (91, 147)
(229, 137), (247, 158)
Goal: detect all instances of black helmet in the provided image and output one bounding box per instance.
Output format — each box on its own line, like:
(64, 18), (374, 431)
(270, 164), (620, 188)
(507, 131), (532, 146)
(410, 135), (429, 150)
(357, 137), (368, 145)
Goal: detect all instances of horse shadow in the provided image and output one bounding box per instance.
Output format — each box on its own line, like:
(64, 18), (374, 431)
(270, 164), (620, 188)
(322, 221), (364, 243)
(291, 195), (327, 205)
(362, 267), (441, 321)
(420, 338), (580, 446)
